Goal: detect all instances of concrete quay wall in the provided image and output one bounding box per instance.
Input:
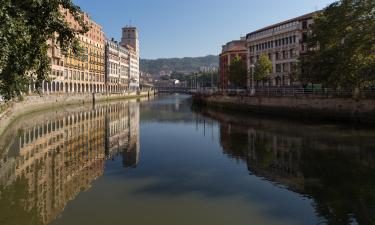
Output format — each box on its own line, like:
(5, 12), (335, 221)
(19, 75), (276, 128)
(193, 95), (375, 124)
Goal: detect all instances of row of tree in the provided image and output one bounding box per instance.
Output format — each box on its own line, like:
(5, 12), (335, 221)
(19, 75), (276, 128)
(185, 71), (219, 89)
(227, 0), (375, 90)
(227, 54), (273, 88)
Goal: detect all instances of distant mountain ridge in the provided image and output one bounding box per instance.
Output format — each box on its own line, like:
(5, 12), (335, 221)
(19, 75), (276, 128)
(140, 55), (219, 74)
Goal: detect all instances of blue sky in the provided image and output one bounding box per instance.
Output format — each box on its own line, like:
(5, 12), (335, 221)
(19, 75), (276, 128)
(73, 0), (337, 59)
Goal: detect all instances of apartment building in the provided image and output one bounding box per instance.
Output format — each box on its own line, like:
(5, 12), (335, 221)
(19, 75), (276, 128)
(25, 12), (141, 95)
(246, 12), (317, 87)
(219, 39), (248, 89)
(105, 38), (130, 93)
(34, 10), (106, 94)
(63, 11), (106, 93)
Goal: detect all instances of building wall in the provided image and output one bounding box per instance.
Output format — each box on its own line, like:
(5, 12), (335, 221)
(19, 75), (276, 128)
(31, 13), (143, 95)
(60, 10), (106, 93)
(105, 39), (130, 93)
(219, 40), (247, 89)
(246, 12), (316, 87)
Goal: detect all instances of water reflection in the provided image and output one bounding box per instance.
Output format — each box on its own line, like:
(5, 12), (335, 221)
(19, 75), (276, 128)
(0, 100), (140, 225)
(196, 107), (375, 225)
(1, 94), (375, 225)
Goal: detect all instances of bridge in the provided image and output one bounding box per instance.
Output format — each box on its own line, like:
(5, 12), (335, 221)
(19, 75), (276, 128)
(155, 87), (192, 94)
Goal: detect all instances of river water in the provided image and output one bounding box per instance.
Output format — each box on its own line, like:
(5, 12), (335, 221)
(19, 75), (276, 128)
(0, 94), (374, 225)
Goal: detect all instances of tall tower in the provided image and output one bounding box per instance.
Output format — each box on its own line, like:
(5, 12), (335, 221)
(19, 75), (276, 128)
(120, 26), (140, 90)
(120, 26), (139, 55)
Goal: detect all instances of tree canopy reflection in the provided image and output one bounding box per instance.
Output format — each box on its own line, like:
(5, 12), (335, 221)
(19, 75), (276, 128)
(197, 107), (375, 225)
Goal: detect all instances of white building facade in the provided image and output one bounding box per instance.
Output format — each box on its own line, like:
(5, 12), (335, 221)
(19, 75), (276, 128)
(105, 39), (130, 93)
(246, 12), (317, 87)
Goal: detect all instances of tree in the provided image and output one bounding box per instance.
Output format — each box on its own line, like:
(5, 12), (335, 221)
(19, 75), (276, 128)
(228, 56), (247, 88)
(253, 54), (273, 84)
(0, 0), (89, 101)
(300, 0), (375, 90)
(289, 62), (300, 85)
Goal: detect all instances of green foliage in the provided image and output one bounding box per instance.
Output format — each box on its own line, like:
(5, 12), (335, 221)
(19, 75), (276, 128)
(170, 72), (189, 81)
(228, 56), (247, 88)
(300, 0), (375, 89)
(140, 55), (219, 74)
(0, 0), (89, 101)
(184, 71), (219, 88)
(253, 54), (273, 83)
(289, 62), (300, 84)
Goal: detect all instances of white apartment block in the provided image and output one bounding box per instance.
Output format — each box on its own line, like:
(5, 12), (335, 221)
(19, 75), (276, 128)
(120, 26), (140, 91)
(246, 12), (317, 87)
(105, 38), (130, 93)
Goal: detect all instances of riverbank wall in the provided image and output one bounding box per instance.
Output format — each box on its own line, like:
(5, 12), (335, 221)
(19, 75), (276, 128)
(0, 91), (154, 135)
(192, 94), (375, 125)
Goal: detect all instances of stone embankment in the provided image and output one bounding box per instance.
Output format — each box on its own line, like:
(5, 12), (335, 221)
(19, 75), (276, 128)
(193, 94), (375, 125)
(0, 91), (154, 135)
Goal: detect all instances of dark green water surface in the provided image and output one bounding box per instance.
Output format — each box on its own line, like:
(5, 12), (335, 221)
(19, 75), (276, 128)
(0, 94), (375, 225)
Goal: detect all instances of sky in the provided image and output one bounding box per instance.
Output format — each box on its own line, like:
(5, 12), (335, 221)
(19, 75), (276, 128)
(73, 0), (337, 59)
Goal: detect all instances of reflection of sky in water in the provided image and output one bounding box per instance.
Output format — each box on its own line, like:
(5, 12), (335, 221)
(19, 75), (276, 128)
(1, 94), (374, 225)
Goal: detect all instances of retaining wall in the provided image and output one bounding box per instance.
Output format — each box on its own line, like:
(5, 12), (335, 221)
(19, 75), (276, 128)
(193, 94), (375, 124)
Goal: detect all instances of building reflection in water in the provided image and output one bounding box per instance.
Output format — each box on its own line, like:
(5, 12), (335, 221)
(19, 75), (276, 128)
(196, 108), (375, 225)
(0, 101), (140, 225)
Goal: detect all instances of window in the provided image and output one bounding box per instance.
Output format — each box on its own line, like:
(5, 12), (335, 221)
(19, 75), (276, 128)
(302, 21), (308, 29)
(283, 63), (289, 72)
(276, 52), (281, 60)
(276, 64), (282, 73)
(282, 50), (287, 59)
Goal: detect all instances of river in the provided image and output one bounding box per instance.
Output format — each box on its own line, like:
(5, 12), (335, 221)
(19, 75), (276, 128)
(0, 94), (374, 225)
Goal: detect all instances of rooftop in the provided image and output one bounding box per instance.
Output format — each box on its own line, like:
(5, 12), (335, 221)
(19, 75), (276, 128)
(246, 11), (321, 39)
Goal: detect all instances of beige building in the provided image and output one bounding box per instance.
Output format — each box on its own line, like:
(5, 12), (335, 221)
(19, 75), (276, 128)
(30, 10), (106, 94)
(246, 12), (317, 87)
(62, 11), (106, 93)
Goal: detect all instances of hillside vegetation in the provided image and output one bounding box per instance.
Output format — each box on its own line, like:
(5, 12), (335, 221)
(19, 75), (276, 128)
(140, 55), (219, 74)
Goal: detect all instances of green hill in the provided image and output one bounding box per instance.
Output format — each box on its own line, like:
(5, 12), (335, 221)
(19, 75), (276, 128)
(140, 55), (219, 74)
